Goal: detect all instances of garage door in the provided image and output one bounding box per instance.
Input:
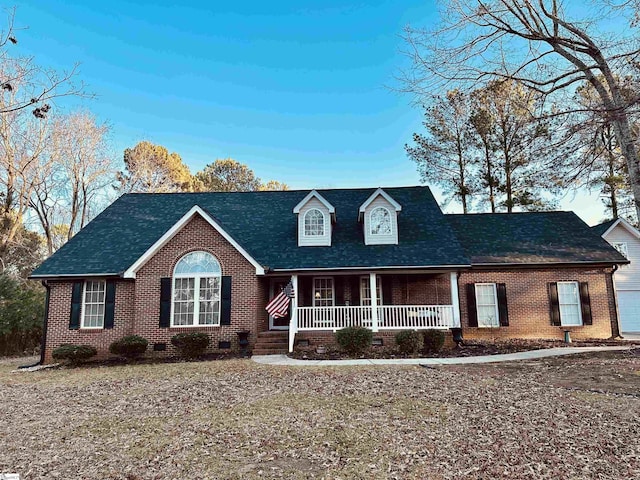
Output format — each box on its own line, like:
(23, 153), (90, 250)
(618, 290), (640, 332)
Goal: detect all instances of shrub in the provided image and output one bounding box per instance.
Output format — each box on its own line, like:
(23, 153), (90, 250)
(109, 335), (149, 359)
(395, 330), (422, 355)
(52, 344), (97, 364)
(171, 332), (210, 359)
(335, 326), (372, 357)
(422, 330), (446, 353)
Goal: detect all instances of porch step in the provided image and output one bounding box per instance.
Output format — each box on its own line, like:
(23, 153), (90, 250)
(254, 331), (289, 355)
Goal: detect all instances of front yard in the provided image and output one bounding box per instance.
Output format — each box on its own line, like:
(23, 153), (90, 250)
(1, 351), (640, 479)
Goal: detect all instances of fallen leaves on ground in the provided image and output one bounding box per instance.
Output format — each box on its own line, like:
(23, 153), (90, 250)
(1, 351), (639, 479)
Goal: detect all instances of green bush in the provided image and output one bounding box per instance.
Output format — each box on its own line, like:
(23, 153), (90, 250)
(109, 335), (149, 359)
(171, 332), (210, 359)
(395, 330), (423, 355)
(335, 326), (372, 357)
(52, 344), (97, 363)
(422, 330), (446, 353)
(0, 274), (45, 357)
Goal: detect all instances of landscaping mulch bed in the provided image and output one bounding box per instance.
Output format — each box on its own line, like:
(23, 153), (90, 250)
(289, 338), (637, 360)
(1, 350), (640, 479)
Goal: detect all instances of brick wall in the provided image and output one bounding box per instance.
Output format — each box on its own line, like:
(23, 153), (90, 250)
(43, 213), (263, 362)
(458, 267), (617, 340)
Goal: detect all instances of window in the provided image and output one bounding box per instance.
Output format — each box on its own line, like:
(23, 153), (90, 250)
(313, 277), (334, 307)
(304, 209), (325, 236)
(475, 283), (499, 327)
(82, 280), (106, 328)
(360, 276), (382, 306)
(370, 207), (392, 235)
(172, 251), (222, 327)
(558, 281), (582, 326)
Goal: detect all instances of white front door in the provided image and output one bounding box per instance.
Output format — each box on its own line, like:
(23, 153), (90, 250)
(618, 290), (640, 332)
(268, 279), (290, 330)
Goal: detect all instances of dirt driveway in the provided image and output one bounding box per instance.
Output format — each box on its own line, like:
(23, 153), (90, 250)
(1, 350), (639, 479)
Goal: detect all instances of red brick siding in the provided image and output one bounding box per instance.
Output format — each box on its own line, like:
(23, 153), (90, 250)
(458, 268), (616, 340)
(43, 280), (135, 363)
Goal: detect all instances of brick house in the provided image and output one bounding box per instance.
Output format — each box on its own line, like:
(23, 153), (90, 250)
(31, 186), (627, 362)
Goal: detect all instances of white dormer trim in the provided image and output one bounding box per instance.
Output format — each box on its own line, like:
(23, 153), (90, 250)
(358, 188), (401, 221)
(600, 218), (640, 240)
(123, 205), (265, 278)
(293, 190), (335, 215)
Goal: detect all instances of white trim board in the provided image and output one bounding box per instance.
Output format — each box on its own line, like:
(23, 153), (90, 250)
(123, 205), (265, 278)
(293, 190), (335, 215)
(359, 188), (402, 214)
(600, 218), (640, 240)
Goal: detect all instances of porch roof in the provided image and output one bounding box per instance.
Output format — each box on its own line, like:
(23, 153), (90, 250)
(32, 186), (470, 277)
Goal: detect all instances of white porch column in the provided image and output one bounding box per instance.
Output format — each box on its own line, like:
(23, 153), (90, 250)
(369, 273), (379, 332)
(450, 272), (461, 328)
(289, 274), (298, 353)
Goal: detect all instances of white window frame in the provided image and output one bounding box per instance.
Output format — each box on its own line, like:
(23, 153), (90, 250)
(81, 280), (106, 329)
(313, 276), (334, 307)
(475, 283), (499, 328)
(303, 208), (325, 237)
(170, 251), (222, 328)
(360, 275), (383, 306)
(557, 281), (583, 326)
(369, 206), (392, 236)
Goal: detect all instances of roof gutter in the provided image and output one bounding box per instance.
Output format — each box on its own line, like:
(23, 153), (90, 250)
(469, 260), (628, 269)
(28, 272), (124, 280)
(267, 264), (472, 273)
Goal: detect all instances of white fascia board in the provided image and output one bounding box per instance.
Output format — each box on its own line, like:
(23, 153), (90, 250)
(123, 205), (265, 278)
(358, 188), (402, 214)
(602, 218), (640, 240)
(292, 190), (335, 214)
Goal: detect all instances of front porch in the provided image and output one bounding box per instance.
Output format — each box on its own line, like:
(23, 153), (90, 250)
(262, 272), (461, 352)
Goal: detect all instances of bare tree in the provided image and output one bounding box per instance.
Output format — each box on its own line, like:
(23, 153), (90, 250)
(401, 0), (640, 218)
(0, 8), (87, 118)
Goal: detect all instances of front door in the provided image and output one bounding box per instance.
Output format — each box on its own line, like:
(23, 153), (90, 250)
(269, 279), (290, 330)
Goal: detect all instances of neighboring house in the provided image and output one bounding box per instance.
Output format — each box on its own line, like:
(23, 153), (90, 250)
(593, 218), (640, 333)
(31, 186), (627, 362)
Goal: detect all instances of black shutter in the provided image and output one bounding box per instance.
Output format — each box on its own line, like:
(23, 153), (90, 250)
(350, 276), (361, 306)
(159, 277), (172, 328)
(221, 276), (232, 325)
(381, 275), (393, 305)
(104, 280), (116, 329)
(300, 276), (312, 307)
(548, 282), (561, 326)
(579, 282), (592, 325)
(466, 283), (478, 327)
(69, 281), (83, 330)
(335, 276), (344, 305)
(496, 283), (509, 327)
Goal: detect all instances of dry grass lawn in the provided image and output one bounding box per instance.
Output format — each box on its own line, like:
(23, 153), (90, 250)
(1, 350), (640, 479)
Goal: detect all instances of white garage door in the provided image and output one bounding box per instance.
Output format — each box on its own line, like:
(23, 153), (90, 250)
(618, 290), (640, 332)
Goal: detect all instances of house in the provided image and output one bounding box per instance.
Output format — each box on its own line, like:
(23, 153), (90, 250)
(31, 186), (627, 362)
(592, 218), (640, 333)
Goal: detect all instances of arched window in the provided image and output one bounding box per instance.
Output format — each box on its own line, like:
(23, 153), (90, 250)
(370, 207), (392, 235)
(172, 251), (222, 326)
(304, 208), (325, 236)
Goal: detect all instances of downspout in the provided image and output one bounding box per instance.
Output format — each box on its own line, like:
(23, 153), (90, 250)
(610, 265), (622, 339)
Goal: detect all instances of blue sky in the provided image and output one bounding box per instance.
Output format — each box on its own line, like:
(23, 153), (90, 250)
(13, 0), (606, 224)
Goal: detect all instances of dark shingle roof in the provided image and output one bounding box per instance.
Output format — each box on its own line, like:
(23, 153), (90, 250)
(447, 212), (627, 265)
(31, 186), (470, 277)
(590, 219), (617, 237)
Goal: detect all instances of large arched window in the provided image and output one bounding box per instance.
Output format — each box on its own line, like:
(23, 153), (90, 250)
(370, 207), (392, 235)
(304, 208), (325, 236)
(172, 251), (222, 326)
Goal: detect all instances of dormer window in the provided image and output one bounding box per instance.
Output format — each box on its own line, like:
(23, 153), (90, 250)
(370, 207), (392, 236)
(359, 188), (401, 245)
(293, 190), (335, 247)
(304, 209), (325, 236)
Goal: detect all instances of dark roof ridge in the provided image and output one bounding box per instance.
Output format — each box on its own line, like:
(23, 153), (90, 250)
(122, 185), (428, 196)
(446, 210), (574, 216)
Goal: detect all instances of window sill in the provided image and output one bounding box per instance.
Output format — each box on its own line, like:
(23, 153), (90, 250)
(79, 327), (104, 331)
(169, 324), (222, 329)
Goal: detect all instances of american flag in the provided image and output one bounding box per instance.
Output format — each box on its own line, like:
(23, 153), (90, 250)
(265, 281), (295, 318)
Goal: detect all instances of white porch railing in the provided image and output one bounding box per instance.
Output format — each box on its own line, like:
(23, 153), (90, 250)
(296, 305), (455, 331)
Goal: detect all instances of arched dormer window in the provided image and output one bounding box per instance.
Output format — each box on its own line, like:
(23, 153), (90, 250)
(304, 208), (325, 236)
(370, 207), (392, 236)
(172, 251), (222, 326)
